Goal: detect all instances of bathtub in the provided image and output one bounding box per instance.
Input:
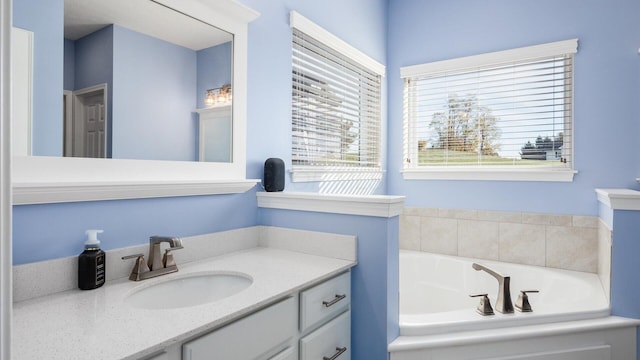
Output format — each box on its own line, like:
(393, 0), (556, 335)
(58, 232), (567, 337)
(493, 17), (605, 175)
(389, 250), (640, 360)
(388, 250), (640, 360)
(398, 249), (609, 336)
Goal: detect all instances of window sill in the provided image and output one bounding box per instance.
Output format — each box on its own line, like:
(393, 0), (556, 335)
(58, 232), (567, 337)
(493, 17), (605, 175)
(290, 166), (384, 182)
(401, 168), (576, 182)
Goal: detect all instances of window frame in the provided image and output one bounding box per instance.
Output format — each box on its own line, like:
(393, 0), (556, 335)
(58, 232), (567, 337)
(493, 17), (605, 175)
(401, 39), (578, 182)
(289, 11), (385, 183)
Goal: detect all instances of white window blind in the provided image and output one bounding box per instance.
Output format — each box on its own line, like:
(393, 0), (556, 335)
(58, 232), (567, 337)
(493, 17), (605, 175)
(402, 40), (577, 181)
(291, 26), (382, 174)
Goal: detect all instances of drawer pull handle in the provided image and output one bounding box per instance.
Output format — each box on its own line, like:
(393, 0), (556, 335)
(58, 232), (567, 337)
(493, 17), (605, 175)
(323, 346), (347, 360)
(322, 294), (346, 307)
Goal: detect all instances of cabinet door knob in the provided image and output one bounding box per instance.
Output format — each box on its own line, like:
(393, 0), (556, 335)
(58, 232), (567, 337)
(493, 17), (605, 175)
(323, 346), (347, 360)
(322, 294), (346, 307)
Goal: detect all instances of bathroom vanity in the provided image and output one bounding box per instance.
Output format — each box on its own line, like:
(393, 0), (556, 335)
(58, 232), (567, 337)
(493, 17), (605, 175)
(12, 227), (356, 360)
(174, 272), (351, 360)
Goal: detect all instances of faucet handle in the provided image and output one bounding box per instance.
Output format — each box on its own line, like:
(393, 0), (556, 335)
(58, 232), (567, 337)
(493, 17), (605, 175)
(162, 246), (182, 268)
(122, 253), (150, 281)
(515, 290), (539, 312)
(469, 293), (494, 316)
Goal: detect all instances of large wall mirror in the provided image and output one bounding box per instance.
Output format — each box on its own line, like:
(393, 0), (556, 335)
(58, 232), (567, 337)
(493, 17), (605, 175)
(11, 0), (259, 204)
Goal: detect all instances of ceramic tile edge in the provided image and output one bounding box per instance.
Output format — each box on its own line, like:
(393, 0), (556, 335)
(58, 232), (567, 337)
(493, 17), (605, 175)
(597, 219), (612, 303)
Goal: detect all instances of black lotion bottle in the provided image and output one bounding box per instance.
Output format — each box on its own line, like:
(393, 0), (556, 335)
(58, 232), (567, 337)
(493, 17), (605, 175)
(78, 229), (106, 290)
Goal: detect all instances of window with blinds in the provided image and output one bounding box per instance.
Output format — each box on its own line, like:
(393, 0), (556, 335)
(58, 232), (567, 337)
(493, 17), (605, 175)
(291, 27), (382, 174)
(402, 39), (577, 181)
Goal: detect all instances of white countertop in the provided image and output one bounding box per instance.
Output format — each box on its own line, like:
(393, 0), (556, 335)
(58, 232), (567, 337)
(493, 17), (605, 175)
(13, 247), (355, 360)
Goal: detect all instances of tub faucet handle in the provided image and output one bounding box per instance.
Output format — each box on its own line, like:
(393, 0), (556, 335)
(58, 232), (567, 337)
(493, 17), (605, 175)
(469, 293), (494, 316)
(515, 290), (539, 312)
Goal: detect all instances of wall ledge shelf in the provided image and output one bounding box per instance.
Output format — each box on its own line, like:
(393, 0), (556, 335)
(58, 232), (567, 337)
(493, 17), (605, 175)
(13, 179), (259, 205)
(257, 191), (405, 218)
(595, 188), (640, 211)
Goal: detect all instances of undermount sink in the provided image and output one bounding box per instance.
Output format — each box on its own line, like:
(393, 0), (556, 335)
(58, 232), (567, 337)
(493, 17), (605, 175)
(125, 272), (253, 310)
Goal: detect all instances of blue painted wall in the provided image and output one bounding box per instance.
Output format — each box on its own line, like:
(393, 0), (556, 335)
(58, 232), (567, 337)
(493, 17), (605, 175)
(259, 208), (399, 360)
(386, 0), (640, 216)
(237, 0), (389, 194)
(74, 26), (113, 91)
(73, 25), (114, 157)
(13, 0), (63, 156)
(63, 39), (74, 91)
(112, 25), (197, 161)
(196, 42), (232, 108)
(13, 190), (259, 265)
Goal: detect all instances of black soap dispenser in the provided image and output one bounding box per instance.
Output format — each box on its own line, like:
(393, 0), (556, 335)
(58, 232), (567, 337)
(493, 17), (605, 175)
(78, 229), (106, 290)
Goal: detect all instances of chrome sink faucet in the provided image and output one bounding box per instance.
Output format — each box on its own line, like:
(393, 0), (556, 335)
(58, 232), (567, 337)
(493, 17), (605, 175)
(472, 262), (514, 314)
(122, 236), (184, 281)
(148, 236), (183, 270)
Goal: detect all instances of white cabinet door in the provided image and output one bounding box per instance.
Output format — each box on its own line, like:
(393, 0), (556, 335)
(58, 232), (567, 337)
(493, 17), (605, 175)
(300, 272), (350, 332)
(269, 346), (297, 360)
(144, 352), (169, 360)
(183, 297), (297, 360)
(300, 310), (350, 360)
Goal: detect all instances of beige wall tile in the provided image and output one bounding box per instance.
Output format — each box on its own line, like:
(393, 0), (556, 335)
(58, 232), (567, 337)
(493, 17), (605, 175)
(498, 223), (545, 266)
(522, 213), (549, 225)
(420, 207), (439, 217)
(439, 208), (478, 220)
(572, 215), (599, 228)
(420, 217), (458, 255)
(548, 214), (572, 226)
(546, 226), (598, 272)
(597, 219), (612, 302)
(399, 215), (421, 250)
(477, 210), (522, 223)
(522, 213), (571, 226)
(458, 220), (499, 260)
(403, 207), (421, 216)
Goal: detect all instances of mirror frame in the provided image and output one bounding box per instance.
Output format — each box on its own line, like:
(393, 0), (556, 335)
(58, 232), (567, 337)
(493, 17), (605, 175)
(12, 0), (260, 205)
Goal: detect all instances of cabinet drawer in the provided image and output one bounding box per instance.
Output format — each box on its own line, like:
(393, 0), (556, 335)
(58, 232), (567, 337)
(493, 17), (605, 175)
(183, 297), (297, 360)
(300, 310), (350, 360)
(270, 346), (297, 360)
(300, 272), (350, 332)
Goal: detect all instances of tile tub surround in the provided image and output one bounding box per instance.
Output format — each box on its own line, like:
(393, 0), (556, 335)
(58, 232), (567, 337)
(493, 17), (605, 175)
(400, 207), (599, 272)
(13, 226), (356, 302)
(598, 219), (612, 302)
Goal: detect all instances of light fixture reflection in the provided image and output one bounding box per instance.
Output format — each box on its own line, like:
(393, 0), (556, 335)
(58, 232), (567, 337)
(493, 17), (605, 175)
(204, 85), (232, 107)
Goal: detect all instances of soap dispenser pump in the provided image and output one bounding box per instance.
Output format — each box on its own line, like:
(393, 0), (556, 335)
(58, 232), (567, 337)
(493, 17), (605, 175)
(78, 229), (106, 290)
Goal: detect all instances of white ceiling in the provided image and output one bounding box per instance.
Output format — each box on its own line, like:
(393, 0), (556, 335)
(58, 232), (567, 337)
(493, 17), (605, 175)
(64, 0), (232, 50)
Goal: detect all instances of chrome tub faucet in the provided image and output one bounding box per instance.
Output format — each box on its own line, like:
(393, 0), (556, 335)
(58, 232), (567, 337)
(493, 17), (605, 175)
(472, 262), (514, 314)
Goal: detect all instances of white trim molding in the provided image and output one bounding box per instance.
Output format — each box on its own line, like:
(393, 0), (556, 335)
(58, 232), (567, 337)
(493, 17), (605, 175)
(13, 179), (259, 205)
(257, 191), (405, 218)
(596, 188), (640, 211)
(401, 38), (578, 78)
(289, 11), (385, 76)
(0, 0), (12, 356)
(12, 0), (260, 204)
(402, 168), (576, 182)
